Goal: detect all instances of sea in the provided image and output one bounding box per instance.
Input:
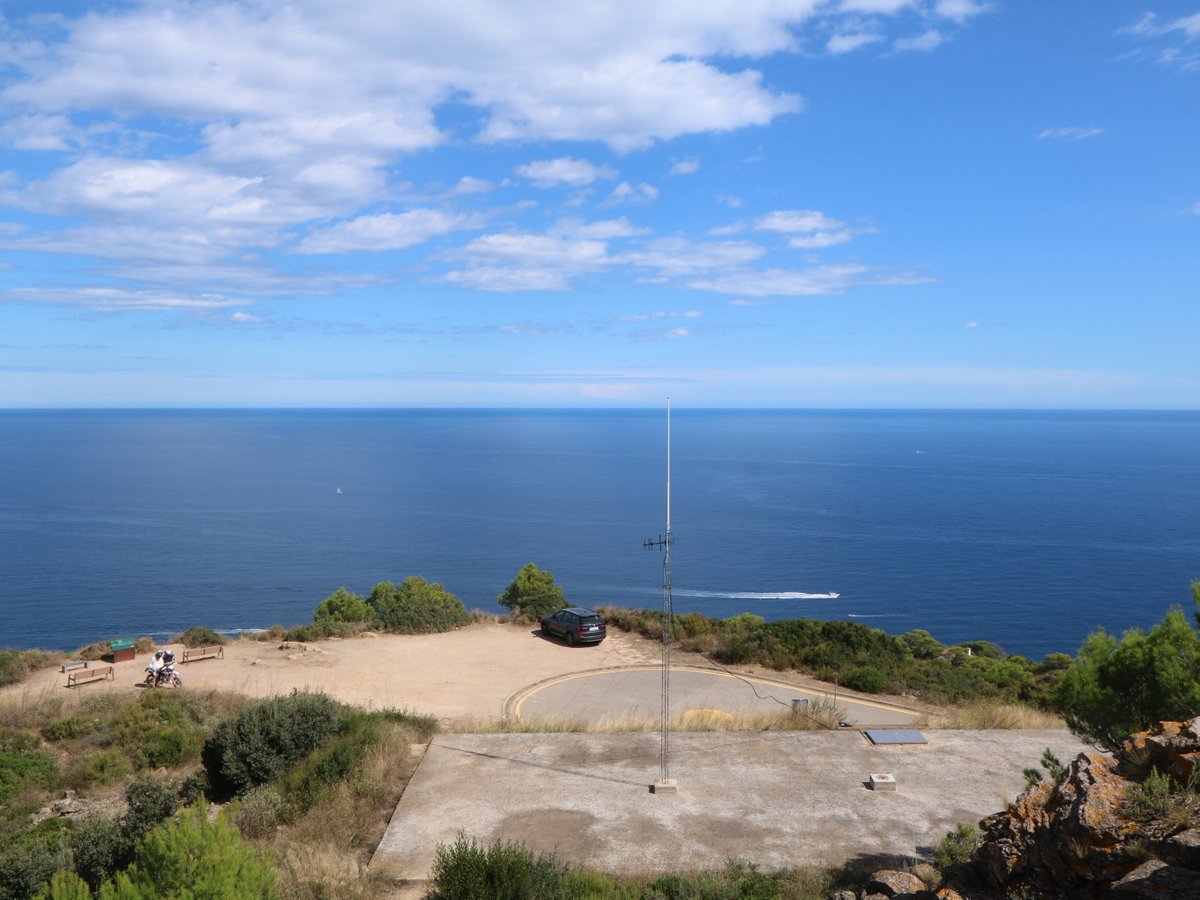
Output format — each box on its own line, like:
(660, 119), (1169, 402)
(1, 409), (1197, 660)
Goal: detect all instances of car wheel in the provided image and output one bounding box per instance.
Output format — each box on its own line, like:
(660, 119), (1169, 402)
(564, 631), (576, 646)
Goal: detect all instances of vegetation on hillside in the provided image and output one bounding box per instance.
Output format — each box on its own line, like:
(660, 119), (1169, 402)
(306, 576), (470, 635)
(1051, 581), (1200, 752)
(498, 562), (567, 620)
(598, 606), (1064, 708)
(0, 688), (437, 899)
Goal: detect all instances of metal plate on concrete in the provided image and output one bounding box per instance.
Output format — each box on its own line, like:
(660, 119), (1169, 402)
(865, 729), (927, 745)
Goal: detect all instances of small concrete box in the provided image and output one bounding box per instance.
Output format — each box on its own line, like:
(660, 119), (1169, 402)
(869, 773), (897, 792)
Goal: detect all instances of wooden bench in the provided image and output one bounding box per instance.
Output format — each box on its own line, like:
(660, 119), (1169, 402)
(66, 665), (114, 688)
(60, 660), (90, 673)
(181, 645), (224, 664)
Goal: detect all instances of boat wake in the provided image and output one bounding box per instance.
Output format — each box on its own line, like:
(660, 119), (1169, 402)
(674, 589), (840, 600)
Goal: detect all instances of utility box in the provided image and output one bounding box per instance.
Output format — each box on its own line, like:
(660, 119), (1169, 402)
(869, 773), (897, 792)
(109, 638), (135, 663)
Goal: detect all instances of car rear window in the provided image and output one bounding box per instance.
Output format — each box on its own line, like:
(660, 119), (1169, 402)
(579, 615), (602, 625)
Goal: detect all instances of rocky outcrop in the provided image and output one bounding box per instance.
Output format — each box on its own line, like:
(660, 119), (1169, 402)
(843, 718), (1200, 900)
(951, 717), (1200, 899)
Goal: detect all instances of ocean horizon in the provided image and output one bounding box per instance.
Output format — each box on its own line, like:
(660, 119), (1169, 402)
(2, 407), (1198, 659)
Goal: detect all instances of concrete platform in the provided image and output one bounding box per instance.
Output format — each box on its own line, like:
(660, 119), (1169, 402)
(370, 729), (1089, 884)
(507, 664), (920, 727)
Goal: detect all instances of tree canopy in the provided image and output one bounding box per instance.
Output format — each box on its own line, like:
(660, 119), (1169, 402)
(498, 562), (567, 619)
(313, 587), (374, 624)
(1052, 584), (1200, 753)
(369, 577), (470, 633)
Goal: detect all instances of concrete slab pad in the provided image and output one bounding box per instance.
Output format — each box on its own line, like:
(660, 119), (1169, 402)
(370, 729), (1089, 883)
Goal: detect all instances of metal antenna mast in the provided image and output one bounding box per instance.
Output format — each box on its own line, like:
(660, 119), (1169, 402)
(644, 398), (677, 794)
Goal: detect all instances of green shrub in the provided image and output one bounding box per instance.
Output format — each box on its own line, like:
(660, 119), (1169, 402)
(370, 577), (470, 633)
(122, 777), (179, 840)
(313, 588), (375, 624)
(1052, 605), (1200, 752)
(81, 748), (133, 786)
(843, 666), (887, 694)
(100, 804), (277, 899)
(202, 692), (343, 800)
(43, 716), (101, 743)
(933, 823), (980, 869)
(497, 563), (567, 621)
(0, 826), (72, 900)
(233, 785), (290, 839)
(71, 815), (131, 890)
(900, 629), (944, 660)
(174, 626), (228, 648)
(0, 748), (60, 803)
(427, 833), (566, 900)
(37, 870), (93, 900)
(109, 691), (207, 771)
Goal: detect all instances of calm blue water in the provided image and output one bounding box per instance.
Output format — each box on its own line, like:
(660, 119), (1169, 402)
(1, 409), (1197, 660)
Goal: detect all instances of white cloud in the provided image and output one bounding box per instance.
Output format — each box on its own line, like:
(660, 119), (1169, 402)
(1037, 126), (1104, 142)
(6, 286), (252, 313)
(450, 176), (493, 195)
(517, 158), (617, 188)
(895, 29), (946, 52)
(553, 217), (647, 239)
(1124, 11), (1200, 41)
(789, 231), (854, 249)
(670, 157), (700, 175)
(1120, 12), (1200, 70)
(297, 209), (482, 253)
(443, 231), (612, 292)
(840, 0), (915, 13)
(755, 209), (845, 233)
(0, 114), (74, 151)
(617, 238), (766, 277)
(608, 182), (659, 204)
(963, 320), (979, 328)
(688, 264), (928, 296)
(935, 0), (990, 24)
(827, 33), (885, 55)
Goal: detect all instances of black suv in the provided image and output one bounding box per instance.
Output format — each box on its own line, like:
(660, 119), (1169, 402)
(539, 607), (607, 646)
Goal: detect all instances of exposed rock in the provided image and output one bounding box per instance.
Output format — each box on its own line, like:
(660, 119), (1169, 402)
(866, 869), (928, 896)
(1163, 828), (1200, 868)
(1108, 859), (1200, 898)
(942, 716), (1200, 900)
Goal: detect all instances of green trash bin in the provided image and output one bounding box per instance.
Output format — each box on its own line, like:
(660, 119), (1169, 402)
(110, 638), (135, 663)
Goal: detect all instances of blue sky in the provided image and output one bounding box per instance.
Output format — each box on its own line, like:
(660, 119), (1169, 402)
(0, 1), (1197, 408)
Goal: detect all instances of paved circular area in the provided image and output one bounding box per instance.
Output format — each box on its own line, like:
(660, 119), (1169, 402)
(507, 664), (919, 728)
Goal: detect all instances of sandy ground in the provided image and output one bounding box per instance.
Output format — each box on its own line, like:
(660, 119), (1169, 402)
(3, 622), (926, 726)
(3, 623), (675, 722)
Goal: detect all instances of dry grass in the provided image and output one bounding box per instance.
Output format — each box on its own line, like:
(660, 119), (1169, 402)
(269, 721), (427, 899)
(449, 703), (846, 734)
(0, 682), (67, 730)
(919, 701), (1064, 730)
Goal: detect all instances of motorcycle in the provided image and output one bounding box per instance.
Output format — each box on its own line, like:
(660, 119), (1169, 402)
(144, 664), (182, 688)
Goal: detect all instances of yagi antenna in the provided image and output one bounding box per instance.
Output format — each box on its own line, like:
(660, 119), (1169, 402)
(644, 398), (676, 795)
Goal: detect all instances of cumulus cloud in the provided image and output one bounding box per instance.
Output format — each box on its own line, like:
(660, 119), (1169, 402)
(753, 209), (859, 249)
(0, 0), (955, 317)
(517, 158), (618, 188)
(608, 182), (659, 204)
